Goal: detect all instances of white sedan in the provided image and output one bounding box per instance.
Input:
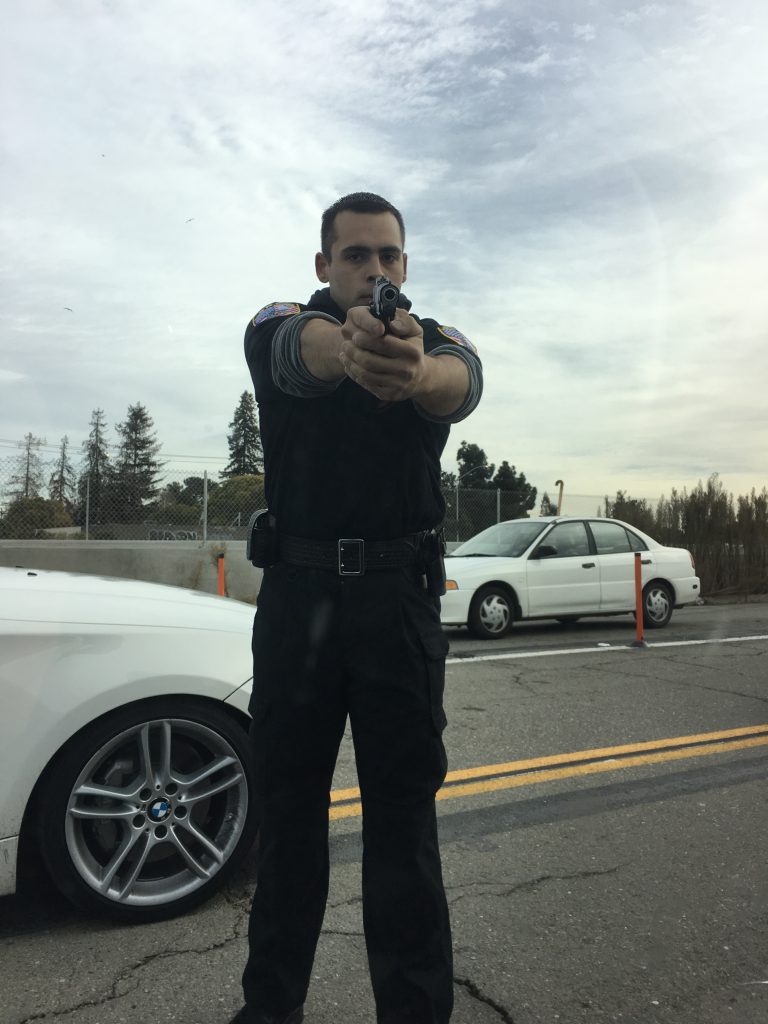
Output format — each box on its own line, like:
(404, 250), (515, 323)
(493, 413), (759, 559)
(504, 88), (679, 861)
(0, 566), (257, 922)
(440, 516), (701, 640)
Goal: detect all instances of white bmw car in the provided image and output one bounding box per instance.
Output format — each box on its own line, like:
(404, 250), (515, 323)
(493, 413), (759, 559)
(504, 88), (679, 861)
(0, 566), (257, 922)
(441, 517), (701, 640)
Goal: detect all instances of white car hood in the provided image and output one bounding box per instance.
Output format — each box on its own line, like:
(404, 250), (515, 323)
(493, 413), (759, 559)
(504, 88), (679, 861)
(445, 555), (524, 578)
(0, 566), (256, 633)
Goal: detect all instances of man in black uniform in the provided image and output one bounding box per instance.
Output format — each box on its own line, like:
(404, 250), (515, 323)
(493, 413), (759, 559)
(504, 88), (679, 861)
(231, 193), (483, 1024)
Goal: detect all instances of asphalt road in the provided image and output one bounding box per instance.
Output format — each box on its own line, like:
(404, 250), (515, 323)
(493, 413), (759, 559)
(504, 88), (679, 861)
(2, 600), (767, 1024)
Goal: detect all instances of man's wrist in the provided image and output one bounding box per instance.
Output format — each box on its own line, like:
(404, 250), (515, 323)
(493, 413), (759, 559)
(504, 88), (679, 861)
(300, 317), (345, 382)
(412, 353), (470, 417)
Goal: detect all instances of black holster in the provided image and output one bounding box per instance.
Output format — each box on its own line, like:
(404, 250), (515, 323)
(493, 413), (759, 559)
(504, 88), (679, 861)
(246, 509), (279, 568)
(421, 528), (447, 597)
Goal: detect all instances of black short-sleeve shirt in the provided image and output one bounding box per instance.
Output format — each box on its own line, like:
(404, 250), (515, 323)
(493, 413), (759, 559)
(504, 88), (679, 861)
(245, 288), (480, 540)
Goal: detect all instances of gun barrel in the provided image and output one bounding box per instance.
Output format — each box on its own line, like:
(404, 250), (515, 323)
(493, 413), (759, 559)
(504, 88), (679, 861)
(370, 275), (399, 328)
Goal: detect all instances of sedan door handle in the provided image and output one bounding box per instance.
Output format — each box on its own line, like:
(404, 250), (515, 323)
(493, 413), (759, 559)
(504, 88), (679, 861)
(641, 558), (652, 564)
(582, 562), (596, 569)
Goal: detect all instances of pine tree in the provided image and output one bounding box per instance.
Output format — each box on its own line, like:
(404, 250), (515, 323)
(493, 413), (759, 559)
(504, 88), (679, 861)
(221, 391), (263, 477)
(78, 409), (111, 523)
(7, 433), (47, 499)
(492, 461), (537, 518)
(603, 489), (655, 535)
(540, 491), (558, 516)
(455, 440), (495, 488)
(49, 435), (77, 510)
(110, 403), (164, 520)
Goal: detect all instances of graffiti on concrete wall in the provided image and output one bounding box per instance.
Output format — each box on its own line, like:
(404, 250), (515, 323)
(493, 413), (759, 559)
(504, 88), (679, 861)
(148, 530), (199, 541)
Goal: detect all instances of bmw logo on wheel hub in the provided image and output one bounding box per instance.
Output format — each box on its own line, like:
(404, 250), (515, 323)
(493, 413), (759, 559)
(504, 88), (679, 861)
(149, 799), (171, 822)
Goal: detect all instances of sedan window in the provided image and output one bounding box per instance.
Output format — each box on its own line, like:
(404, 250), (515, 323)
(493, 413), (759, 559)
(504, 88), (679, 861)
(540, 521), (591, 557)
(627, 530), (648, 552)
(590, 521), (632, 554)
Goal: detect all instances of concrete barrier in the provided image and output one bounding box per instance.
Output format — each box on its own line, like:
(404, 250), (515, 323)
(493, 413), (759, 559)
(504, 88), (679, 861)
(0, 540), (262, 604)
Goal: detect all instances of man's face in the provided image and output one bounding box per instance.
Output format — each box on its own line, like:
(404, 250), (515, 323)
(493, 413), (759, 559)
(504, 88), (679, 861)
(315, 211), (407, 313)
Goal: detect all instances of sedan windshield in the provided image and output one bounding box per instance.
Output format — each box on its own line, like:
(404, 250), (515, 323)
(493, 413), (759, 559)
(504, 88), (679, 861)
(450, 521), (548, 558)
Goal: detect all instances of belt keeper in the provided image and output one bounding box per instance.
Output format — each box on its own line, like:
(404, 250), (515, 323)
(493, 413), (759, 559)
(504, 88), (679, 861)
(338, 538), (365, 576)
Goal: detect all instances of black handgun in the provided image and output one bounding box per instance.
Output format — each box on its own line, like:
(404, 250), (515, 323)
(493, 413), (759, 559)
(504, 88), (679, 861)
(369, 276), (399, 330)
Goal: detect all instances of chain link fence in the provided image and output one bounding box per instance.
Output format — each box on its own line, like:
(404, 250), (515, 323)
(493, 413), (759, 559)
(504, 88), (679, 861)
(3, 452), (767, 595)
(0, 454), (605, 543)
(0, 454), (259, 542)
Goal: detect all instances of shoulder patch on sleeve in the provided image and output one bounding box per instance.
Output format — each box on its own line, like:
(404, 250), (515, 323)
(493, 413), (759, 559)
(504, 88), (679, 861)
(437, 325), (478, 355)
(251, 302), (302, 327)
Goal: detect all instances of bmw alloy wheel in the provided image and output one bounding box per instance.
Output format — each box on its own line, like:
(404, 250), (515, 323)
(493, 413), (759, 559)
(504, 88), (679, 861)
(38, 701), (256, 920)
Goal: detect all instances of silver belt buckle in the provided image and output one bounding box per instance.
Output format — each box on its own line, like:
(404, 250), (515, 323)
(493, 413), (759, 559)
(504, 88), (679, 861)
(338, 538), (364, 576)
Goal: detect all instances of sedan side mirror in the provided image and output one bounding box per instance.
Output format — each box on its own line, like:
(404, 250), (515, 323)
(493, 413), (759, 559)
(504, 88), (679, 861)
(531, 544), (557, 559)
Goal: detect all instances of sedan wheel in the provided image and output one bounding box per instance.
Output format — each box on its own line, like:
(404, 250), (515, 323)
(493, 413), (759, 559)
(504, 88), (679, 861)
(37, 699), (257, 922)
(642, 582), (674, 629)
(468, 585), (513, 639)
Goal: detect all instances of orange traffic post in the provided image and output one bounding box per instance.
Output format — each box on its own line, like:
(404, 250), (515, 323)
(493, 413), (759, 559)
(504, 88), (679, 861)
(631, 550), (647, 648)
(217, 553), (226, 597)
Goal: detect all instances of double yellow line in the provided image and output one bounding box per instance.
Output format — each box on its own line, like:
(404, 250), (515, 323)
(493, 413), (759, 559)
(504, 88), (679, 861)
(329, 724), (768, 821)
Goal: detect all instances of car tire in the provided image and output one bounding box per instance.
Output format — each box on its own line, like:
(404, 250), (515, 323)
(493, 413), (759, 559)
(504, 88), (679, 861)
(642, 581), (674, 629)
(468, 585), (514, 639)
(36, 698), (257, 923)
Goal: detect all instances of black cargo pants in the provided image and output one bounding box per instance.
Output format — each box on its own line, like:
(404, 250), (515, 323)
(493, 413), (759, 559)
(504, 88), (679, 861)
(242, 561), (453, 1024)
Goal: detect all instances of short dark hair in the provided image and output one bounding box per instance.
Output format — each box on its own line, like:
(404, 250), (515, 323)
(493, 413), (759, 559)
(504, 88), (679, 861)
(321, 192), (405, 260)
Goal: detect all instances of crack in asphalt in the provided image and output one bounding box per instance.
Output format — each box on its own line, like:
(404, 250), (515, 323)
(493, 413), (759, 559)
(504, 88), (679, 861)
(667, 675), (768, 705)
(446, 864), (624, 906)
(17, 925), (245, 1023)
(489, 667), (541, 697)
(646, 657), (768, 704)
(327, 893), (363, 909)
(582, 655), (768, 706)
(223, 889), (254, 923)
(223, 886), (251, 911)
(454, 974), (516, 1022)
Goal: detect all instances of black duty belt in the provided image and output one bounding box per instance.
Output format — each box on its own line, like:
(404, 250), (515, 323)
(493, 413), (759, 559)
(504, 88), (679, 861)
(279, 534), (423, 576)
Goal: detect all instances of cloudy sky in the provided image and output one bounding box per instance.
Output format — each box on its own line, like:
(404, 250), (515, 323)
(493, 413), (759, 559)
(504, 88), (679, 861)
(2, 0), (766, 511)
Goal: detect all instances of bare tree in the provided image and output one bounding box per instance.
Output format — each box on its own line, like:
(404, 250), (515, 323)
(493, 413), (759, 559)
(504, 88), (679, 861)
(7, 433), (47, 499)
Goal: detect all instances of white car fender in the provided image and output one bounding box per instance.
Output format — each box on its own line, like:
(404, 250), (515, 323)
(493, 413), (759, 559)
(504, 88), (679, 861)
(0, 624), (252, 846)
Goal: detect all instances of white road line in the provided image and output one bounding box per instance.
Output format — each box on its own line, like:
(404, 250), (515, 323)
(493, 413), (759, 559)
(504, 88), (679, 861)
(446, 634), (768, 665)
